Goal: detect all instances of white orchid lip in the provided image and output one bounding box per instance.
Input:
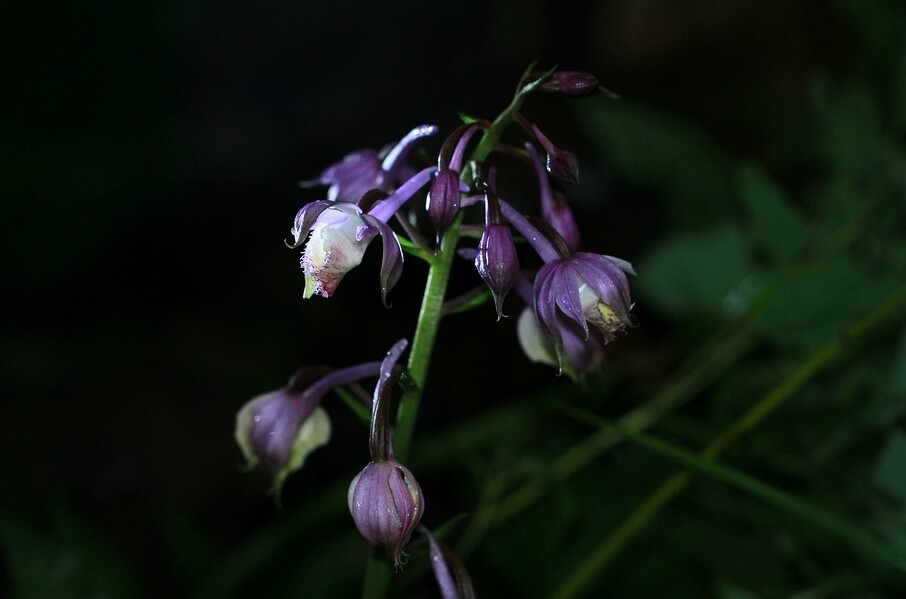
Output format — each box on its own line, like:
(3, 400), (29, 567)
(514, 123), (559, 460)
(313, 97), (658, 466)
(302, 204), (373, 298)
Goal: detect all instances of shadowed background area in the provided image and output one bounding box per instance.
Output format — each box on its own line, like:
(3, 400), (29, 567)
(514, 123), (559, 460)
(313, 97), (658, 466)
(3, 0), (906, 597)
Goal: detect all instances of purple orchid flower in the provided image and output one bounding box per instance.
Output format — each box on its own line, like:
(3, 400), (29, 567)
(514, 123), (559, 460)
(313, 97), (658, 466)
(235, 361), (382, 498)
(289, 163), (438, 305)
(300, 125), (438, 204)
(498, 200), (634, 371)
(514, 274), (604, 381)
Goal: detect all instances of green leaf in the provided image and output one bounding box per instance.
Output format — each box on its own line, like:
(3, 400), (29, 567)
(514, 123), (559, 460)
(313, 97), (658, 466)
(754, 254), (896, 353)
(735, 165), (806, 264)
(638, 226), (754, 319)
(581, 102), (734, 229)
(0, 509), (141, 599)
(875, 432), (906, 502)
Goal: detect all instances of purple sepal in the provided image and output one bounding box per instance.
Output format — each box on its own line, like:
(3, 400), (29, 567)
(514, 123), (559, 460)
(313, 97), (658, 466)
(362, 215), (404, 307)
(241, 388), (315, 473)
(426, 169), (462, 232)
(381, 124), (439, 177)
(475, 224), (519, 320)
(288, 200), (332, 248)
(531, 124), (580, 184)
(348, 460), (424, 568)
(301, 149), (387, 205)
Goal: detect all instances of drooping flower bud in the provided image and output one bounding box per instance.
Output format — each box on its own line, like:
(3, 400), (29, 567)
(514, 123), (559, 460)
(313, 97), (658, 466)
(348, 459), (424, 567)
(540, 71), (601, 97)
(526, 142), (580, 252)
(426, 124), (480, 233)
(236, 362), (382, 499)
(426, 168), (461, 232)
(476, 225), (518, 320)
(474, 172), (518, 319)
(347, 339), (424, 567)
(531, 124), (579, 185)
(234, 387), (331, 498)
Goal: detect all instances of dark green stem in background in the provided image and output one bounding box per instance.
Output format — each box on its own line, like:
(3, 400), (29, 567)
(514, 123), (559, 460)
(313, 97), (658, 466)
(551, 283), (906, 599)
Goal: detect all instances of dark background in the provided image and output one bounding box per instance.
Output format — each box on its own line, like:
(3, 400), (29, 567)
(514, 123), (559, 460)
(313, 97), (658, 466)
(3, 1), (905, 597)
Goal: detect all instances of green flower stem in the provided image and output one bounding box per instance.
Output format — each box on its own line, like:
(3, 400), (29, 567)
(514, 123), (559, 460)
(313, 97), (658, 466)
(551, 283), (906, 599)
(392, 216), (462, 463)
(561, 407), (906, 571)
(456, 324), (756, 557)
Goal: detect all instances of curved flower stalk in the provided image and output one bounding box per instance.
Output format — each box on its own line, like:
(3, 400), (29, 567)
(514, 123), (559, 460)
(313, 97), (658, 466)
(526, 142), (580, 253)
(300, 125), (438, 204)
(289, 165), (438, 305)
(348, 339), (425, 567)
(235, 361), (382, 498)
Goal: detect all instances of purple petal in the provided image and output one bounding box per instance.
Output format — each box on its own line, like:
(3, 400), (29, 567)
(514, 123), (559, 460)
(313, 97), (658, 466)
(425, 530), (459, 599)
(574, 253), (632, 308)
(288, 200), (333, 248)
(363, 215), (404, 307)
(552, 266), (588, 338)
(533, 262), (564, 365)
(367, 166), (436, 224)
(381, 125), (439, 177)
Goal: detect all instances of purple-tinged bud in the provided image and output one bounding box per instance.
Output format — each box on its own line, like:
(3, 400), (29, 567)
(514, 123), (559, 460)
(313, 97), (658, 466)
(348, 459), (424, 568)
(475, 175), (519, 319)
(540, 71), (601, 97)
(234, 388), (331, 497)
(426, 169), (461, 232)
(422, 526), (475, 599)
(531, 124), (580, 185)
(527, 143), (581, 253)
(475, 224), (519, 320)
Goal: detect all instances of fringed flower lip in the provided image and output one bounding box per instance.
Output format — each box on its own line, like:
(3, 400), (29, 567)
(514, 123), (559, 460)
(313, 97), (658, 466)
(289, 165), (438, 305)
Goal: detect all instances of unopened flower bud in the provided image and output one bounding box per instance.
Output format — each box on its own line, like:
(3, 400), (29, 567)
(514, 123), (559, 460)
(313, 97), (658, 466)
(234, 388), (331, 498)
(348, 459), (424, 567)
(531, 124), (579, 185)
(475, 224), (519, 320)
(426, 169), (461, 232)
(541, 71), (601, 97)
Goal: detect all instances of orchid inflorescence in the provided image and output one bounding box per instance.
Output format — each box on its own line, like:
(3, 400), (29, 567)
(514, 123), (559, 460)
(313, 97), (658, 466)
(235, 66), (634, 596)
